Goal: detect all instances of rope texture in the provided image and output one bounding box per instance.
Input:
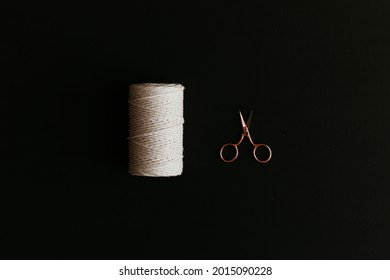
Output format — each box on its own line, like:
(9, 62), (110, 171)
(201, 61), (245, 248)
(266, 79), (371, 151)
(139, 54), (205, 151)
(128, 83), (184, 177)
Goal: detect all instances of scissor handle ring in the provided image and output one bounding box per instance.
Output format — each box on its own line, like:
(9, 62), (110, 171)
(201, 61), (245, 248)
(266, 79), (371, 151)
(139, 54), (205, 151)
(220, 143), (239, 163)
(253, 144), (272, 163)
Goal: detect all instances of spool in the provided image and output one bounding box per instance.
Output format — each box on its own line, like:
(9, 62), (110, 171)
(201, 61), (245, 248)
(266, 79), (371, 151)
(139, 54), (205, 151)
(128, 83), (184, 177)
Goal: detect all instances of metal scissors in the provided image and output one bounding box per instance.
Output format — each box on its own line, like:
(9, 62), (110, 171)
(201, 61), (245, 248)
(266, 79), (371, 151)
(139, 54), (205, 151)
(220, 110), (272, 163)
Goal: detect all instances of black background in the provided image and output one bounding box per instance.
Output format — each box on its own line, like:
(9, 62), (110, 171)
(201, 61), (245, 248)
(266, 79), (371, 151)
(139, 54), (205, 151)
(1, 0), (390, 259)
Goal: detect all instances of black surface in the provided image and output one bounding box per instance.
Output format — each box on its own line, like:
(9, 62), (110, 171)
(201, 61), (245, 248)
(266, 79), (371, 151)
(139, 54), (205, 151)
(2, 0), (390, 259)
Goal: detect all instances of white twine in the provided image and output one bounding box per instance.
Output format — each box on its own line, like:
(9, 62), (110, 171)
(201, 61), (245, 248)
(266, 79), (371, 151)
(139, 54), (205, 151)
(128, 83), (184, 177)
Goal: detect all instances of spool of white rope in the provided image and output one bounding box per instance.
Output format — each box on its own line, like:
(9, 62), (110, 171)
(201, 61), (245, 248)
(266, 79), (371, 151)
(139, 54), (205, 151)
(128, 83), (184, 177)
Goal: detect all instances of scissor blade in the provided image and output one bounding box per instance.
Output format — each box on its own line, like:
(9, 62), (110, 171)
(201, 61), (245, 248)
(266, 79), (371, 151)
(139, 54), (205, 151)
(239, 111), (247, 128)
(246, 110), (253, 129)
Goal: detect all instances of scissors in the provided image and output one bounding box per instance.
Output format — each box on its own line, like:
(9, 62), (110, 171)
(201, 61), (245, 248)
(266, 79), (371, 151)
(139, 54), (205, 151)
(220, 110), (272, 163)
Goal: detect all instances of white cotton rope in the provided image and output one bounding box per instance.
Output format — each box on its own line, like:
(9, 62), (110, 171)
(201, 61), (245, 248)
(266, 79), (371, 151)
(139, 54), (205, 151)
(128, 83), (184, 177)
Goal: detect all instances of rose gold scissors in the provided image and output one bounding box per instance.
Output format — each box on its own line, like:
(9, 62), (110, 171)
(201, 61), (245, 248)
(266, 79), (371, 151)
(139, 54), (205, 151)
(220, 110), (272, 163)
